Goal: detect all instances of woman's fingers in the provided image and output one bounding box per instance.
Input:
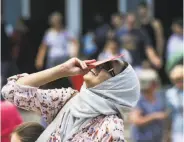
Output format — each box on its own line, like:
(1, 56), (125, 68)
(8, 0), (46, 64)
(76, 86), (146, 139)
(84, 59), (96, 64)
(80, 61), (88, 70)
(75, 58), (88, 70)
(74, 58), (96, 74)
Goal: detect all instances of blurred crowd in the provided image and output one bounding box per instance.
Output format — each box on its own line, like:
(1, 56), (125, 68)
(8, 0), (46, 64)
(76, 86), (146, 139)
(1, 1), (183, 142)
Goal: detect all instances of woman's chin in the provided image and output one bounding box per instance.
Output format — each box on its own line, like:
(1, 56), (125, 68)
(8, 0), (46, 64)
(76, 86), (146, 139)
(83, 74), (91, 83)
(83, 72), (94, 81)
(83, 74), (96, 88)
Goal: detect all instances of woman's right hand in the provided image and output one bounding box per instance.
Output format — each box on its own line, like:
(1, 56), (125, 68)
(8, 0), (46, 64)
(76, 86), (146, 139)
(61, 58), (96, 76)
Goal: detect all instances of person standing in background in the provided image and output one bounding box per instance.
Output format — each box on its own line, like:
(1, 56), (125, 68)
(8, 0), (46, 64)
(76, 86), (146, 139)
(121, 13), (162, 72)
(137, 2), (169, 85)
(166, 19), (183, 74)
(130, 69), (167, 142)
(35, 12), (79, 70)
(92, 15), (111, 59)
(11, 18), (35, 74)
(1, 20), (19, 88)
(111, 13), (127, 43)
(1, 21), (12, 87)
(166, 65), (183, 142)
(137, 2), (165, 57)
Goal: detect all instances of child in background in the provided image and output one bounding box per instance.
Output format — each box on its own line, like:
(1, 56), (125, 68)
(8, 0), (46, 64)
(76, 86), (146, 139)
(1, 101), (23, 142)
(98, 39), (132, 63)
(98, 39), (119, 60)
(83, 30), (97, 57)
(11, 122), (45, 142)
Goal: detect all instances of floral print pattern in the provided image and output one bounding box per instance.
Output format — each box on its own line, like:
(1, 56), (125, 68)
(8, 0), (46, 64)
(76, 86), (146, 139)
(68, 115), (125, 142)
(2, 74), (125, 142)
(1, 74), (76, 124)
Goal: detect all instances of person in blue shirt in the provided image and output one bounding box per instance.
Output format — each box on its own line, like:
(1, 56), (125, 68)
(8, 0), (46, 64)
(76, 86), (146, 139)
(130, 68), (168, 142)
(166, 65), (183, 142)
(83, 30), (97, 57)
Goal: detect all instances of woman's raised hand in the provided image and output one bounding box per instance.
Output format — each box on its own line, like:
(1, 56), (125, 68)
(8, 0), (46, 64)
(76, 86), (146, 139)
(61, 58), (96, 76)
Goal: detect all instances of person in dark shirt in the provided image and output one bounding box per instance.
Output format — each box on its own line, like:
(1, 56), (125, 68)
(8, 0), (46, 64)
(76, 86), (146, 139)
(91, 15), (111, 59)
(137, 2), (169, 85)
(137, 2), (164, 58)
(1, 22), (16, 87)
(121, 13), (162, 71)
(111, 13), (127, 43)
(1, 22), (12, 62)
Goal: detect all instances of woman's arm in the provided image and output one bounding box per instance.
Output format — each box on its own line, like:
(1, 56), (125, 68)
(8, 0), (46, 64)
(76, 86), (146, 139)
(18, 58), (94, 87)
(17, 63), (65, 87)
(146, 47), (162, 69)
(35, 43), (48, 70)
(129, 109), (155, 126)
(1, 74), (77, 124)
(2, 58), (96, 123)
(152, 19), (165, 57)
(129, 109), (167, 126)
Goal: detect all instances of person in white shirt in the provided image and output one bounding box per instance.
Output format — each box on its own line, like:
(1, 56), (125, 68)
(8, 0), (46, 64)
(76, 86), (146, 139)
(166, 19), (183, 73)
(35, 12), (79, 70)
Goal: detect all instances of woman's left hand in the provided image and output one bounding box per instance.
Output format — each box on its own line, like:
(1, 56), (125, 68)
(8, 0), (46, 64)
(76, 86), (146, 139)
(61, 58), (96, 76)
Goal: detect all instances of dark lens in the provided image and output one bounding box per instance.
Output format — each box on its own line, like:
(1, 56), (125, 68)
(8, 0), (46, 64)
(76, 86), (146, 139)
(95, 61), (115, 77)
(103, 62), (112, 71)
(96, 65), (103, 72)
(104, 62), (115, 77)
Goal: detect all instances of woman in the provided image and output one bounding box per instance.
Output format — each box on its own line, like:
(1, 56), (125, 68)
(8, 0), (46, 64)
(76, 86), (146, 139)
(11, 122), (44, 142)
(130, 69), (167, 142)
(2, 57), (140, 141)
(166, 65), (183, 142)
(35, 12), (78, 70)
(35, 12), (78, 90)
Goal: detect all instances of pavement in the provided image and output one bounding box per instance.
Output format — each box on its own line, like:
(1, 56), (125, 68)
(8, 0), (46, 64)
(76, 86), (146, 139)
(19, 109), (41, 123)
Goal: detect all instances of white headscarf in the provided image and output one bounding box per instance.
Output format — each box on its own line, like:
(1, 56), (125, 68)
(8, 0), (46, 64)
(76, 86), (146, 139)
(36, 64), (140, 142)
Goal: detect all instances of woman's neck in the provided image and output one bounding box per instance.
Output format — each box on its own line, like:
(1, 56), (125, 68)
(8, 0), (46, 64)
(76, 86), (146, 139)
(52, 26), (62, 32)
(140, 17), (150, 25)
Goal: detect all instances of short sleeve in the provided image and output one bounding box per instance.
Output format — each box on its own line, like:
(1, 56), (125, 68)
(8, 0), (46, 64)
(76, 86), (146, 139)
(134, 96), (144, 110)
(64, 31), (76, 41)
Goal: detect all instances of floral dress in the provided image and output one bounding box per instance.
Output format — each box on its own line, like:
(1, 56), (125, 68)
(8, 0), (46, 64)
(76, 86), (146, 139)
(2, 74), (125, 142)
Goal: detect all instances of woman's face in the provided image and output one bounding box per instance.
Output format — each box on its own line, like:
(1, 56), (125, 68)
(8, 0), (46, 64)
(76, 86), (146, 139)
(138, 7), (148, 18)
(172, 76), (183, 90)
(172, 24), (183, 35)
(51, 15), (62, 28)
(83, 61), (123, 88)
(11, 133), (21, 142)
(105, 41), (118, 54)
